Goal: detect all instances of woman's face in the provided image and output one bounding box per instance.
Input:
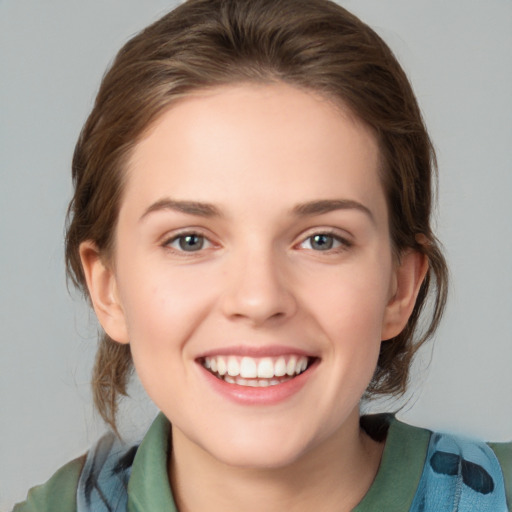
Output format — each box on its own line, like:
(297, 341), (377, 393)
(87, 83), (417, 468)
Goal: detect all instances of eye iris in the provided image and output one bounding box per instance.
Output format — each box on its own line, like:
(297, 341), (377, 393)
(179, 234), (204, 251)
(311, 234), (333, 250)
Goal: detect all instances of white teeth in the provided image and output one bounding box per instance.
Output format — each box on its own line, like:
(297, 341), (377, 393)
(203, 354), (311, 381)
(217, 357), (227, 376)
(257, 358), (274, 378)
(240, 357), (257, 378)
(286, 356), (297, 376)
(274, 357), (287, 377)
(227, 356), (239, 376)
(225, 377), (292, 387)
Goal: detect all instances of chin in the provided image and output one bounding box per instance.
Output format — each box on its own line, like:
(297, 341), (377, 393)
(215, 446), (308, 471)
(199, 426), (318, 470)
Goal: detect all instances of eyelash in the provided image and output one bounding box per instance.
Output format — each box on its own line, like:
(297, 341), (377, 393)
(163, 231), (214, 254)
(297, 230), (352, 253)
(162, 229), (352, 255)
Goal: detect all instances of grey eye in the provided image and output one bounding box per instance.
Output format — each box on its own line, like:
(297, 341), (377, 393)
(309, 234), (336, 251)
(170, 234), (207, 252)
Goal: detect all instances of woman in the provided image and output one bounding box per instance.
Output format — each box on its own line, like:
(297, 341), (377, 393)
(13, 0), (511, 510)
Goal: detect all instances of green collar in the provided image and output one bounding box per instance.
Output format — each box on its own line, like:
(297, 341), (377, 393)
(127, 413), (177, 512)
(354, 415), (430, 510)
(127, 412), (430, 512)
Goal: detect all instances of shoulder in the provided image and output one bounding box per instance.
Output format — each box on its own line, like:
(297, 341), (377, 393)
(11, 415), (167, 512)
(360, 414), (512, 511)
(489, 441), (512, 507)
(402, 421), (512, 511)
(12, 455), (85, 512)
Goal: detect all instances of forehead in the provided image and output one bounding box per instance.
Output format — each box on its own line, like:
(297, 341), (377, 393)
(122, 82), (386, 225)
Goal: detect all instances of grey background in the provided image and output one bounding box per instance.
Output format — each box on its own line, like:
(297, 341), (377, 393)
(1, 0), (511, 509)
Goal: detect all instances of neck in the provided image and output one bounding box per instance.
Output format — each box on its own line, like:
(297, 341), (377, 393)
(168, 412), (384, 512)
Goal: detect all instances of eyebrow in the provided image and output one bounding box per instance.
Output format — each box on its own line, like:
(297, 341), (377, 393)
(139, 198), (222, 221)
(292, 199), (375, 224)
(140, 197), (374, 223)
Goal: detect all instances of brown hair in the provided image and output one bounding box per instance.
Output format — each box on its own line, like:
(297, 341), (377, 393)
(66, 0), (448, 433)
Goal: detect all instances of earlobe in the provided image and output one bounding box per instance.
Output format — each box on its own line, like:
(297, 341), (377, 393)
(79, 241), (129, 344)
(381, 250), (428, 341)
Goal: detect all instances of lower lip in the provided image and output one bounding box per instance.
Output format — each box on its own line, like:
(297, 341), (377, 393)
(197, 360), (318, 405)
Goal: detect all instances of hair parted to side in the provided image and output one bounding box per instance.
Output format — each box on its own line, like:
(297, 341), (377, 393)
(66, 0), (448, 433)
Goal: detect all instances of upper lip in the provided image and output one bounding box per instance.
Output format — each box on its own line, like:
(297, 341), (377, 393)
(196, 345), (317, 359)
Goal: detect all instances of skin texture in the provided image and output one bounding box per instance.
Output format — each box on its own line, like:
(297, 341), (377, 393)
(80, 83), (427, 511)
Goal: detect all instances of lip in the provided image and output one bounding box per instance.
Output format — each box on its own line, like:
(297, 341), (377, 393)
(196, 356), (319, 406)
(197, 345), (314, 358)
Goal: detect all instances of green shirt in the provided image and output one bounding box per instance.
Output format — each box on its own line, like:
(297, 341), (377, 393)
(13, 413), (512, 511)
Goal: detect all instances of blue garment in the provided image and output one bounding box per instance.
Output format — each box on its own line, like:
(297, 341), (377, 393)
(410, 431), (508, 511)
(76, 432), (137, 512)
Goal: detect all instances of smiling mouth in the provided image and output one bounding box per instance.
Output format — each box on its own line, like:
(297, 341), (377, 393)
(200, 355), (315, 387)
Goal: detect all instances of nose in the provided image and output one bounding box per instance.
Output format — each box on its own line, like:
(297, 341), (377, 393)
(220, 246), (297, 326)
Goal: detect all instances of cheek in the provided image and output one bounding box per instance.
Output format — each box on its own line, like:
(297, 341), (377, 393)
(117, 260), (219, 350)
(117, 265), (219, 407)
(304, 261), (392, 335)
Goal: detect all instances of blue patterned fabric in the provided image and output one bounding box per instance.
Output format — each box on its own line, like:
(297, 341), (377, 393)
(76, 432), (138, 512)
(410, 431), (508, 511)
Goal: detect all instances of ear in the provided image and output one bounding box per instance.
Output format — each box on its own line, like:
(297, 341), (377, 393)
(381, 250), (428, 341)
(79, 241), (129, 344)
